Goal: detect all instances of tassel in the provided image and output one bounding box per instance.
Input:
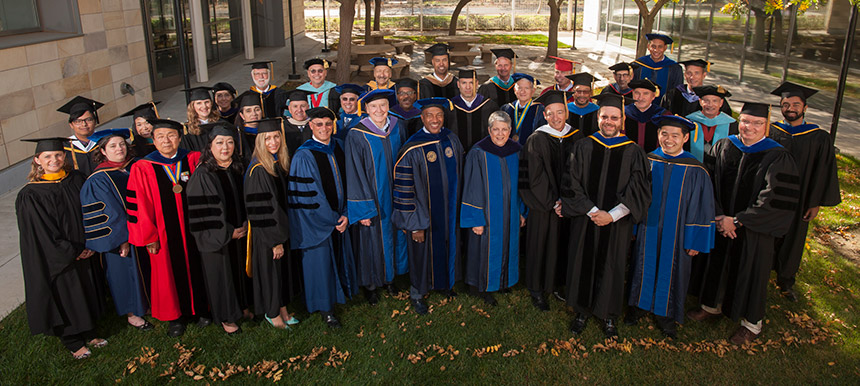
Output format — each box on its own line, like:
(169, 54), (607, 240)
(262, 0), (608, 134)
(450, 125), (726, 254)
(151, 101), (161, 119)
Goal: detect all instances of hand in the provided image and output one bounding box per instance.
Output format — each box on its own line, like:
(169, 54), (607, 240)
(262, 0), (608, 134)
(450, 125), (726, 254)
(472, 226), (484, 235)
(360, 218), (372, 226)
(714, 215), (725, 232)
(272, 244), (284, 260)
(76, 249), (95, 260)
(232, 224), (247, 239)
(554, 200), (563, 218)
(686, 249), (699, 257)
(718, 217), (737, 239)
(412, 230), (425, 243)
(146, 241), (160, 254)
(336, 216), (349, 233)
(590, 210), (613, 226)
(803, 206), (820, 222)
(119, 242), (131, 257)
(520, 215), (526, 227)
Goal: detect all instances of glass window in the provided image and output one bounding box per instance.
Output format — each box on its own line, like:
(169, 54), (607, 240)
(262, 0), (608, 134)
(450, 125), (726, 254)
(0, 1), (41, 35)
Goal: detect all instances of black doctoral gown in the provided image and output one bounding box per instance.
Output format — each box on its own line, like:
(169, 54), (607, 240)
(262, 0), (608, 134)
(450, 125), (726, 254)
(250, 86), (289, 118)
(16, 171), (105, 337)
(187, 164), (252, 324)
(418, 74), (459, 99)
(624, 104), (667, 153)
(519, 125), (583, 294)
(560, 133), (651, 320)
(244, 161), (303, 317)
(283, 118), (313, 156)
(132, 137), (156, 158)
(64, 141), (99, 176)
(478, 78), (516, 107)
(689, 136), (799, 323)
(769, 122), (841, 289)
(567, 102), (600, 136)
(448, 94), (499, 150)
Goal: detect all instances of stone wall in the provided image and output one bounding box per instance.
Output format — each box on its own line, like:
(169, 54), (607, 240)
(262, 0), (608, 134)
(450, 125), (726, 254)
(284, 0), (307, 40)
(0, 0), (152, 170)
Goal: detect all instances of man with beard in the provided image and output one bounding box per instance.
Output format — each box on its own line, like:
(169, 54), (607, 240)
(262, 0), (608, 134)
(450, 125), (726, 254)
(559, 93), (651, 340)
(246, 61), (288, 118)
(600, 62), (636, 103)
(565, 73), (599, 136)
(768, 82), (841, 302)
(390, 78), (423, 136)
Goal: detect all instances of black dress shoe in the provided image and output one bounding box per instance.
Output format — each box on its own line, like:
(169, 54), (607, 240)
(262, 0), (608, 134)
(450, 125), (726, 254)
(412, 298), (429, 315)
(656, 315), (677, 339)
(624, 307), (645, 326)
(570, 314), (588, 334)
(196, 317), (212, 328)
(481, 292), (498, 306)
(168, 320), (186, 337)
(603, 319), (619, 340)
(780, 288), (798, 302)
(531, 295), (550, 311)
(446, 289), (458, 298)
(364, 288), (379, 305)
(384, 284), (398, 296)
(130, 318), (154, 331)
(499, 288), (511, 294)
(324, 314), (342, 329)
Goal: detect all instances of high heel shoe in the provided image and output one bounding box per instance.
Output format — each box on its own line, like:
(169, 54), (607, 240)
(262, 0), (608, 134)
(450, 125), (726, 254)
(264, 315), (290, 330)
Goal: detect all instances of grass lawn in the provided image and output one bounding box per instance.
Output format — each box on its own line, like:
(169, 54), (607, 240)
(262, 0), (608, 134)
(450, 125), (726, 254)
(399, 34), (571, 48)
(2, 157), (860, 383)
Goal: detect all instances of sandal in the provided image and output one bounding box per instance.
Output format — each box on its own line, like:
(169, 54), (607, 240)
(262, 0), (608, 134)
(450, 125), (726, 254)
(72, 348), (92, 360)
(264, 315), (290, 330)
(285, 315), (300, 325)
(88, 338), (108, 348)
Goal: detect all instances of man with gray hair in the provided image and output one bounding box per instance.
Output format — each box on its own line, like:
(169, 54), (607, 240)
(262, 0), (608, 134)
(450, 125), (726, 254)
(245, 61), (288, 118)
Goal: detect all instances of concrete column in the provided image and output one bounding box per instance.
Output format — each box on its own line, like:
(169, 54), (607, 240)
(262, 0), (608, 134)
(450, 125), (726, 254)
(243, 0), (254, 59)
(189, 0), (209, 82)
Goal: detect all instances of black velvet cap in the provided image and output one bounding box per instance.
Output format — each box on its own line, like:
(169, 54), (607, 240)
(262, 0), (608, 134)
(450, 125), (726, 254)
(22, 137), (69, 154)
(770, 81), (818, 102)
(182, 87), (214, 102)
(307, 107), (337, 121)
(245, 118), (284, 134)
(534, 90), (568, 107)
(121, 101), (161, 120)
(566, 73), (596, 87)
(57, 96), (104, 122)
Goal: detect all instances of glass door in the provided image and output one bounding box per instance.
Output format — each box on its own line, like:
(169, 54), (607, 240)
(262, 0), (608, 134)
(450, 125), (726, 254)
(202, 0), (244, 65)
(145, 0), (194, 90)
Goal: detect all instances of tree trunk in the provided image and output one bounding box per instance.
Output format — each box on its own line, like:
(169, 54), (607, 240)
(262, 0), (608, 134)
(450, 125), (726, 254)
(773, 11), (784, 49)
(364, 0), (372, 40)
(751, 8), (767, 51)
(637, 13), (656, 57)
(373, 0), (382, 31)
(448, 0), (472, 36)
(337, 0), (357, 84)
(547, 0), (563, 57)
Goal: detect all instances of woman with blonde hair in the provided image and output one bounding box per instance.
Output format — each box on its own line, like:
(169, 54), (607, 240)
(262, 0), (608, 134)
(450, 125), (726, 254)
(17, 137), (106, 359)
(244, 118), (301, 329)
(181, 87), (222, 151)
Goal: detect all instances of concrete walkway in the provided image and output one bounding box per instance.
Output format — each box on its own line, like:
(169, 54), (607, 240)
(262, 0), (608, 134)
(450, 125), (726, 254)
(1, 30), (858, 321)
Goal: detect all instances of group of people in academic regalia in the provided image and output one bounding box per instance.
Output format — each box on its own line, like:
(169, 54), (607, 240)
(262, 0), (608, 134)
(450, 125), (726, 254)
(17, 34), (841, 359)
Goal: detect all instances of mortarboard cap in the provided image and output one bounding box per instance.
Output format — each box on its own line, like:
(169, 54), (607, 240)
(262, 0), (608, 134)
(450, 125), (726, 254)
(200, 122), (238, 140)
(414, 97), (453, 112)
(303, 58), (329, 70)
(246, 61), (274, 70)
(534, 90), (568, 107)
(737, 100), (772, 118)
(609, 61), (638, 73)
(645, 33), (674, 45)
(511, 73), (540, 85)
(393, 78), (418, 91)
(306, 107), (337, 121)
(359, 88), (395, 110)
(770, 81), (818, 102)
(566, 73), (596, 87)
(692, 85), (731, 99)
(628, 78), (660, 94)
(680, 59), (711, 72)
(121, 101), (161, 121)
(88, 128), (132, 144)
(57, 96), (104, 122)
(369, 57), (398, 67)
(22, 137), (69, 154)
(490, 48), (516, 60)
(458, 69), (477, 79)
(425, 43), (451, 58)
(212, 82), (237, 96)
(592, 93), (628, 112)
(335, 83), (366, 96)
(652, 115), (696, 133)
(182, 87), (214, 102)
(147, 119), (185, 134)
(236, 90), (263, 109)
(245, 117), (285, 134)
(286, 89), (314, 103)
(548, 56), (577, 72)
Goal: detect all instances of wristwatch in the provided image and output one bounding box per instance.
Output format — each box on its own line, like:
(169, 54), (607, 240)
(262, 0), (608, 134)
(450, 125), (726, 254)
(733, 217), (742, 227)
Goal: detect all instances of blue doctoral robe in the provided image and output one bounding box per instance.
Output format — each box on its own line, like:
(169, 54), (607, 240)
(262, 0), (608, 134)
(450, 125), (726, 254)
(685, 111), (738, 163)
(630, 149), (716, 323)
(345, 116), (409, 288)
(501, 100), (546, 146)
(392, 128), (464, 294)
(633, 55), (683, 104)
(288, 139), (357, 313)
(80, 164), (148, 317)
(461, 137), (525, 292)
(334, 110), (364, 143)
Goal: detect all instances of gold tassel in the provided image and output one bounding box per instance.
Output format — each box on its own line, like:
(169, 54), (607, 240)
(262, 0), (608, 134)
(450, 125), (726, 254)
(151, 102), (160, 118)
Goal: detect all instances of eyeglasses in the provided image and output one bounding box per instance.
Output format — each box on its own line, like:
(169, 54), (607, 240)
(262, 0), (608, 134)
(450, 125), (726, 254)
(397, 91), (416, 96)
(72, 117), (95, 125)
(309, 69), (326, 74)
(739, 119), (767, 128)
(341, 97), (358, 102)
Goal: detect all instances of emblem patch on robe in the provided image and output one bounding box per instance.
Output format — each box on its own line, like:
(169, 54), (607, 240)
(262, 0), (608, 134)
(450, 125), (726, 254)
(444, 147), (454, 158)
(426, 150), (437, 162)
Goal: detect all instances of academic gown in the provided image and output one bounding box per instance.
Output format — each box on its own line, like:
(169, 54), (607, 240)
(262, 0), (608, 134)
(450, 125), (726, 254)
(519, 125), (583, 294)
(81, 163), (149, 317)
(769, 121), (841, 289)
(250, 86), (289, 118)
(186, 164), (251, 324)
(334, 111), (365, 144)
(392, 128), (464, 295)
(629, 149), (716, 323)
(127, 149), (208, 321)
(418, 74), (459, 99)
(560, 133), (651, 320)
(244, 158), (302, 317)
(567, 102), (600, 136)
(501, 100), (546, 147)
(390, 105), (423, 137)
(365, 80), (396, 93)
(478, 76), (517, 107)
(181, 122), (250, 159)
(220, 107), (239, 125)
(345, 116), (410, 288)
(685, 111), (739, 163)
(17, 171), (105, 337)
(600, 84), (634, 103)
(132, 137), (156, 159)
(661, 84), (733, 117)
(625, 104), (667, 153)
(288, 139), (358, 313)
(64, 140), (99, 176)
(448, 94), (499, 150)
(461, 137), (525, 292)
(690, 136), (799, 323)
(284, 118), (313, 156)
(298, 81), (338, 109)
(541, 85), (576, 103)
(633, 56), (683, 104)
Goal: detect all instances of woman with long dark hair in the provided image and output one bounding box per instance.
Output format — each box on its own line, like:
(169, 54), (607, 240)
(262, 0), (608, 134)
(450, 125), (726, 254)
(17, 137), (106, 359)
(80, 128), (153, 331)
(187, 123), (252, 334)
